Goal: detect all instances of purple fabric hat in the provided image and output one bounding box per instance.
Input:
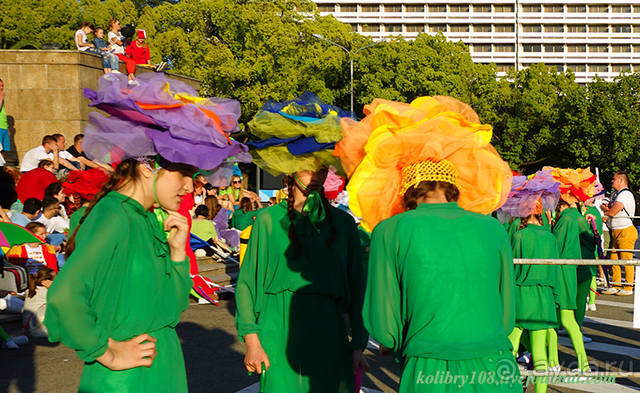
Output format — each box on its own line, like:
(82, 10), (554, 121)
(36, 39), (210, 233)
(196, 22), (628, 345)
(82, 73), (250, 185)
(499, 170), (561, 218)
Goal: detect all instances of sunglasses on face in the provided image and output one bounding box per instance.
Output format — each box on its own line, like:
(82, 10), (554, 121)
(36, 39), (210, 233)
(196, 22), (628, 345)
(233, 180), (242, 184)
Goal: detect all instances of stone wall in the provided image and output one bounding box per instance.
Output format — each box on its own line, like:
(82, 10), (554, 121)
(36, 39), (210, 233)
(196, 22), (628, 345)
(0, 50), (200, 166)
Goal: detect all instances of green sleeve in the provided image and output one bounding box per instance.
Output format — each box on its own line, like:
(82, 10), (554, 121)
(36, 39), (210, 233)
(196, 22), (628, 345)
(44, 204), (125, 362)
(553, 214), (581, 259)
(235, 211), (268, 341)
(230, 211), (240, 230)
(346, 221), (368, 351)
(363, 220), (403, 353)
(498, 230), (516, 336)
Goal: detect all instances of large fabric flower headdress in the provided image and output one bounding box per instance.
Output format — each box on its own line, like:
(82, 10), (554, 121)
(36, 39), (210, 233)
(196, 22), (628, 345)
(498, 170), (561, 218)
(542, 166), (597, 205)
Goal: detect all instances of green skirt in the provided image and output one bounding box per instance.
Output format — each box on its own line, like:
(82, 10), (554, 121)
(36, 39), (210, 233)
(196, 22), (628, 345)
(257, 291), (353, 393)
(515, 285), (558, 330)
(400, 350), (522, 393)
(554, 265), (577, 310)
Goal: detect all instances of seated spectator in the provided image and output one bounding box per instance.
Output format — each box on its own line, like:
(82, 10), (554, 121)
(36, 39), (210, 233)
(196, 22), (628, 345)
(51, 133), (82, 173)
(125, 30), (166, 72)
(0, 166), (18, 214)
(6, 222), (58, 273)
(220, 174), (262, 210)
(92, 27), (119, 72)
(44, 182), (68, 219)
(66, 134), (113, 172)
(204, 195), (239, 248)
(36, 197), (69, 235)
(20, 135), (58, 173)
(10, 198), (42, 227)
(23, 266), (56, 338)
(107, 18), (137, 83)
(15, 160), (57, 203)
(267, 196), (277, 207)
(75, 22), (117, 74)
(230, 197), (258, 231)
(191, 205), (218, 244)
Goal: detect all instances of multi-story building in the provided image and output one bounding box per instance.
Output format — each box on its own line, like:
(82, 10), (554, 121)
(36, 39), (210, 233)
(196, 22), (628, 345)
(314, 0), (640, 82)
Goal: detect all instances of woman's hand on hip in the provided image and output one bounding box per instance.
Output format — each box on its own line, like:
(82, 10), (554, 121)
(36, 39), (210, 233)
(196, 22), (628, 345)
(352, 349), (370, 374)
(244, 333), (270, 374)
(97, 334), (157, 371)
(164, 211), (189, 261)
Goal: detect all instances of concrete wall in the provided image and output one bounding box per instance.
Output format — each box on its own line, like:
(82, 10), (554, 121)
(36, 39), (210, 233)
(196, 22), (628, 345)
(0, 50), (200, 166)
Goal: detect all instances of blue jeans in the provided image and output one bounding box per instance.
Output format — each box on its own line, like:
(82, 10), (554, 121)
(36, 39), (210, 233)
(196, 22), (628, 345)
(85, 48), (118, 69)
(0, 128), (9, 151)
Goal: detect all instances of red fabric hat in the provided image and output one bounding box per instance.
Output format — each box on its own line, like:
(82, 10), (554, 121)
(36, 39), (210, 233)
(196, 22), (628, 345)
(61, 168), (110, 201)
(136, 29), (146, 39)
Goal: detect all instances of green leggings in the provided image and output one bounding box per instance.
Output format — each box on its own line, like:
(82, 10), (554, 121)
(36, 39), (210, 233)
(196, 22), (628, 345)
(587, 276), (597, 306)
(547, 309), (589, 371)
(509, 328), (548, 393)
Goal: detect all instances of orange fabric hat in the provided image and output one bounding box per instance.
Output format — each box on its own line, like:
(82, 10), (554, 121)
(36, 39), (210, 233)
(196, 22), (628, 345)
(335, 96), (512, 232)
(542, 166), (597, 205)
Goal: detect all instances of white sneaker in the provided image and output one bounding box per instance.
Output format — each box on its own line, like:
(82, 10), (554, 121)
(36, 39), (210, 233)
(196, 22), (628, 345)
(548, 365), (562, 372)
(12, 335), (28, 346)
(601, 287), (620, 295)
(0, 297), (6, 311)
(127, 79), (139, 86)
(517, 351), (531, 364)
(2, 339), (18, 350)
(616, 289), (633, 296)
(111, 70), (122, 74)
(583, 335), (592, 343)
(588, 303), (597, 311)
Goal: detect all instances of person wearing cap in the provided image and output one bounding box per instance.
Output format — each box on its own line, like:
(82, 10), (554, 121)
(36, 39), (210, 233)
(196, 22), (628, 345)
(125, 30), (166, 75)
(44, 74), (250, 393)
(336, 96), (520, 393)
(235, 93), (369, 392)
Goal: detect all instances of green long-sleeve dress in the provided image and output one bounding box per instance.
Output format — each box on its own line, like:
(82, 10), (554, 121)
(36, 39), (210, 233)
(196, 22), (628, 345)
(45, 192), (192, 393)
(552, 207), (583, 310)
(230, 209), (258, 231)
(575, 206), (600, 325)
(511, 224), (559, 330)
(364, 202), (521, 393)
(235, 201), (368, 393)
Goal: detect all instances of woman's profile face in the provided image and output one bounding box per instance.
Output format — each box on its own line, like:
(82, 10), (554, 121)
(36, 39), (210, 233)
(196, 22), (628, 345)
(156, 169), (193, 211)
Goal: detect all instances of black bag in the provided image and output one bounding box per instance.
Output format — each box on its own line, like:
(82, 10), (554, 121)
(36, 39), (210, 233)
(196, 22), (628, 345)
(0, 264), (28, 293)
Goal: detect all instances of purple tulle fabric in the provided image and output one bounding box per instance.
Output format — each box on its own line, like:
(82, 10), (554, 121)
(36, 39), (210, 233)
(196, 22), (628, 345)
(213, 208), (239, 248)
(82, 73), (250, 186)
(499, 170), (561, 218)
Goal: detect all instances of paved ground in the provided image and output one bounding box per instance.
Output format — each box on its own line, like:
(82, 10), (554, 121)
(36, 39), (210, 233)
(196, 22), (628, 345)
(1, 293), (640, 392)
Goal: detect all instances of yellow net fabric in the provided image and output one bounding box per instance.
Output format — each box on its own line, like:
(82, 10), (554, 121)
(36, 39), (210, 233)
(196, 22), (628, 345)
(400, 159), (458, 194)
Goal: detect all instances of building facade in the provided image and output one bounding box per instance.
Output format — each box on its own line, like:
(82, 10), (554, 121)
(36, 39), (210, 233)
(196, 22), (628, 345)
(314, 0), (640, 82)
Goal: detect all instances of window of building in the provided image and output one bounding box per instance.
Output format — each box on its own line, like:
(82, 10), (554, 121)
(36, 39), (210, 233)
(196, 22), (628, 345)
(545, 44), (564, 52)
(634, 45), (640, 52)
(339, 4), (357, 12)
(406, 24), (425, 32)
(589, 5), (608, 12)
(612, 64), (631, 72)
(522, 4), (541, 12)
(351, 24), (358, 32)
(635, 5), (640, 12)
(449, 5), (469, 12)
(494, 24), (515, 32)
(544, 25), (565, 32)
(613, 25), (632, 33)
(474, 24), (492, 32)
(612, 44), (631, 52)
(494, 5), (514, 12)
(474, 4), (492, 12)
(547, 64), (564, 71)
(589, 64), (609, 72)
(317, 4), (335, 12)
(362, 24), (381, 32)
(567, 44), (586, 52)
(385, 24), (402, 32)
(361, 5), (379, 12)
(589, 44), (609, 52)
(567, 64), (587, 72)
(612, 5), (632, 13)
(634, 25), (640, 33)
(567, 25), (587, 33)
(588, 25), (609, 33)
(523, 44), (542, 52)
(634, 64), (640, 72)
(449, 24), (470, 32)
(429, 24), (447, 32)
(495, 64), (514, 72)
(384, 4), (402, 12)
(523, 24), (542, 32)
(495, 44), (515, 52)
(567, 5), (586, 12)
(405, 5), (424, 12)
(473, 44), (492, 52)
(428, 4), (447, 12)
(544, 4), (564, 12)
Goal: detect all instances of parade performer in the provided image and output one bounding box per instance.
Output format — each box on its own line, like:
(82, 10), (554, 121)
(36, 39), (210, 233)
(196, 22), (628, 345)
(336, 96), (519, 393)
(44, 73), (249, 393)
(544, 167), (595, 372)
(236, 92), (369, 392)
(498, 170), (561, 393)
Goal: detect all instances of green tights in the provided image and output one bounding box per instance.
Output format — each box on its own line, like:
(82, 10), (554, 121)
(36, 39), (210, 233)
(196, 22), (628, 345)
(509, 328), (548, 393)
(547, 309), (589, 371)
(587, 276), (597, 306)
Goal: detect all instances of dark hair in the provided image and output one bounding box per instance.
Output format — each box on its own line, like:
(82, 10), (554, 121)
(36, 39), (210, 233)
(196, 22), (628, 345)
(74, 134), (84, 144)
(42, 135), (57, 145)
(403, 181), (460, 211)
(38, 159), (54, 168)
(51, 133), (64, 142)
(519, 213), (543, 230)
(25, 221), (45, 234)
(41, 196), (59, 210)
(81, 22), (93, 29)
(108, 18), (120, 30)
(240, 197), (252, 213)
(23, 198), (42, 215)
(27, 267), (56, 298)
(615, 171), (630, 186)
(44, 182), (63, 199)
(195, 205), (209, 217)
(94, 27), (104, 33)
(204, 196), (221, 220)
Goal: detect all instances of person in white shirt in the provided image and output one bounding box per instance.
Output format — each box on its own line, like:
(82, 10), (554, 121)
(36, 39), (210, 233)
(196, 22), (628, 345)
(75, 22), (115, 74)
(20, 135), (58, 173)
(36, 197), (69, 234)
(51, 133), (82, 172)
(602, 171), (638, 295)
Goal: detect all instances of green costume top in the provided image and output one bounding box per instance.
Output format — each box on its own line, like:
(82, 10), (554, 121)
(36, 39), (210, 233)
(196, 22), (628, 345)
(191, 218), (218, 242)
(364, 202), (515, 361)
(0, 100), (7, 129)
(581, 206), (602, 259)
(505, 217), (521, 241)
(552, 207), (582, 310)
(68, 206), (87, 235)
(230, 209), (257, 231)
(235, 201), (368, 392)
(45, 192), (192, 393)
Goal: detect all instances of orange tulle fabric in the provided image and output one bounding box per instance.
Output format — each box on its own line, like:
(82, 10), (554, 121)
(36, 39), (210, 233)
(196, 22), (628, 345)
(542, 167), (597, 204)
(335, 96), (512, 232)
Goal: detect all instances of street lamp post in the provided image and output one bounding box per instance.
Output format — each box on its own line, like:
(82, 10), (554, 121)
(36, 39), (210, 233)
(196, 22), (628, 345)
(312, 34), (383, 113)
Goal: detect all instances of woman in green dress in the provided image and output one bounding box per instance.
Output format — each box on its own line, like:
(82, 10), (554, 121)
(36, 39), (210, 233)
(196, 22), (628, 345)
(230, 197), (258, 231)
